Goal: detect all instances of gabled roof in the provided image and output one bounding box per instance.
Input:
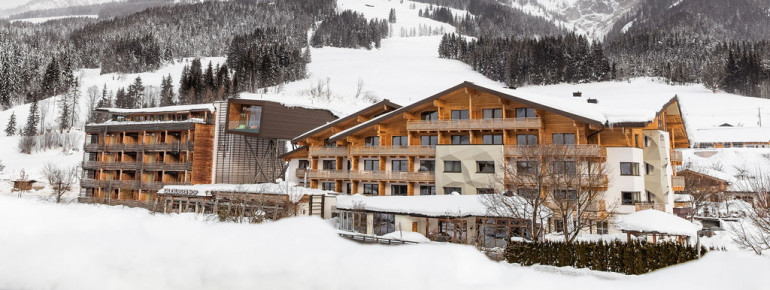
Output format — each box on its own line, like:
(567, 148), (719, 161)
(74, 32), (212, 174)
(291, 99), (401, 143)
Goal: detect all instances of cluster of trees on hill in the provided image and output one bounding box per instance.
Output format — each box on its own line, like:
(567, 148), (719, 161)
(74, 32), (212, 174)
(229, 28), (310, 94)
(180, 59), (235, 105)
(100, 34), (165, 74)
(439, 33), (613, 87)
(310, 10), (389, 50)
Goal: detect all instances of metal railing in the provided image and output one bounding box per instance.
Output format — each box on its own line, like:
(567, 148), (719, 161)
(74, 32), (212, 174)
(308, 169), (435, 182)
(350, 146), (436, 156)
(309, 146), (348, 157)
(406, 117), (541, 131)
(504, 144), (605, 157)
(635, 203), (665, 212)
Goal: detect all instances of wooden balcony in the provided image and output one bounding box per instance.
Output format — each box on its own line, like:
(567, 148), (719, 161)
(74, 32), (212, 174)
(671, 150), (683, 165)
(308, 169), (435, 182)
(505, 174), (609, 189)
(635, 203), (665, 212)
(84, 141), (193, 152)
(672, 175), (685, 191)
(82, 161), (141, 171)
(504, 144), (605, 158)
(308, 146), (348, 157)
(80, 178), (187, 190)
(406, 117), (541, 131)
(350, 146), (435, 157)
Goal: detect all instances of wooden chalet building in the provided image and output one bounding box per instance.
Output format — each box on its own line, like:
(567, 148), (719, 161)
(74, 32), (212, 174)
(80, 104), (216, 203)
(286, 81), (691, 234)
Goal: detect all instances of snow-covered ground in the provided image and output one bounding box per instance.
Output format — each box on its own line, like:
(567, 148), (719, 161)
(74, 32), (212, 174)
(0, 194), (767, 290)
(9, 14), (98, 23)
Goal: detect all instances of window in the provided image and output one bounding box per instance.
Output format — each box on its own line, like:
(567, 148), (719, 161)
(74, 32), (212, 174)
(620, 162), (640, 176)
(451, 135), (470, 144)
(647, 191), (654, 202)
(444, 187), (462, 194)
(420, 185), (436, 195)
(451, 110), (469, 120)
(444, 161), (462, 173)
(644, 136), (652, 147)
(483, 134), (503, 145)
(482, 108), (503, 119)
(421, 135), (438, 146)
(554, 220), (564, 233)
(364, 160), (379, 171)
(392, 136), (408, 146)
(477, 188), (495, 194)
(421, 111), (438, 121)
(553, 161), (577, 175)
(236, 105), (262, 132)
(596, 221), (608, 235)
(322, 160), (336, 170)
(515, 107), (536, 119)
(365, 136), (379, 147)
(363, 184), (379, 195)
(339, 211), (367, 234)
(373, 213), (395, 235)
(622, 191), (641, 205)
(517, 134), (538, 145)
(298, 160), (310, 169)
(477, 161), (495, 173)
(392, 160), (409, 172)
(645, 163), (654, 175)
(552, 133), (576, 145)
(321, 182), (335, 191)
(419, 160), (435, 172)
(516, 161), (538, 174)
(553, 189), (577, 200)
(391, 185), (408, 196)
(345, 183), (351, 194)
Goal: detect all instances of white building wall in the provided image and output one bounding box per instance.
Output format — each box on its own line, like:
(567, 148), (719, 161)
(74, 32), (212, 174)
(435, 145), (505, 195)
(285, 158), (302, 184)
(605, 147), (646, 215)
(643, 130), (675, 213)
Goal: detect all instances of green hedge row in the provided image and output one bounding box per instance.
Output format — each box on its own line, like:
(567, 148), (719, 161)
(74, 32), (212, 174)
(505, 240), (708, 275)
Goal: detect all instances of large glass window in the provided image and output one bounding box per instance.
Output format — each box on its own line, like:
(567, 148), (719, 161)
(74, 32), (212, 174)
(620, 162), (640, 176)
(622, 191), (641, 205)
(420, 185), (436, 195)
(391, 185), (408, 196)
(553, 161), (577, 175)
(516, 161), (538, 174)
(552, 133), (576, 145)
(477, 161), (495, 173)
(451, 135), (470, 145)
(483, 108), (503, 119)
(421, 111), (438, 120)
(321, 182), (335, 191)
(444, 161), (462, 173)
(364, 160), (379, 171)
(392, 136), (408, 146)
(365, 136), (380, 147)
(363, 183), (379, 195)
(322, 160), (336, 170)
(515, 108), (536, 119)
(483, 134), (503, 145)
(339, 211), (367, 233)
(373, 213), (395, 235)
(421, 135), (438, 146)
(419, 160), (435, 172)
(451, 110), (469, 120)
(236, 105), (262, 132)
(392, 160), (409, 172)
(517, 134), (538, 145)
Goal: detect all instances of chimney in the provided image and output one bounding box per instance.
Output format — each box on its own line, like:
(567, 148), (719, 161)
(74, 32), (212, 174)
(573, 91), (582, 97)
(587, 98), (598, 104)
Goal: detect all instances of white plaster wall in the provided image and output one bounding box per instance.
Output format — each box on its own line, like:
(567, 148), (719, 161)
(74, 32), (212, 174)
(285, 158), (302, 184)
(435, 145), (504, 195)
(605, 147), (646, 215)
(643, 130), (675, 213)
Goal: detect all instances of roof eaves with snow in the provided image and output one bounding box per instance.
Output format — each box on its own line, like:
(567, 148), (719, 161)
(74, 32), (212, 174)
(96, 104), (215, 115)
(291, 99), (401, 143)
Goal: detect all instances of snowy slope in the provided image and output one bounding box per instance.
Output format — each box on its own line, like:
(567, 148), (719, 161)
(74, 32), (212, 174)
(0, 0), (123, 17)
(0, 195), (769, 290)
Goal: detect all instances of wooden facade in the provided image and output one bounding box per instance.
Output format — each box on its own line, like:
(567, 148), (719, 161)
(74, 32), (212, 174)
(81, 106), (216, 204)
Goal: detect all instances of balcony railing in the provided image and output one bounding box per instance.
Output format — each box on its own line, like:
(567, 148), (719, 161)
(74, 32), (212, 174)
(84, 141), (193, 152)
(296, 168), (308, 179)
(350, 146), (436, 156)
(504, 145), (605, 158)
(406, 117), (541, 131)
(308, 170), (435, 182)
(83, 161), (191, 171)
(309, 146), (348, 157)
(672, 175), (685, 190)
(635, 202), (665, 212)
(671, 151), (683, 164)
(80, 178), (187, 190)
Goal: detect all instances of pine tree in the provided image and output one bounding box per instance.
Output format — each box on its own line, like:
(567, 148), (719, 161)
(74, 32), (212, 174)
(389, 8), (397, 23)
(58, 92), (71, 132)
(127, 76), (145, 108)
(24, 100), (39, 137)
(5, 112), (16, 136)
(115, 87), (130, 109)
(160, 74), (175, 106)
(41, 57), (60, 97)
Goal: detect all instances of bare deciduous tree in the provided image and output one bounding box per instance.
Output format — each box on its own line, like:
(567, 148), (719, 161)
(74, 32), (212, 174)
(42, 162), (79, 203)
(728, 169), (770, 255)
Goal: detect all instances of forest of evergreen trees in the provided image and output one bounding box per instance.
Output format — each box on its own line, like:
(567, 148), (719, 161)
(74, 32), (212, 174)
(310, 10), (389, 50)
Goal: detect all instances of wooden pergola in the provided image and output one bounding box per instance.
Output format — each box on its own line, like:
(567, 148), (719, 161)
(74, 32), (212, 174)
(615, 209), (701, 245)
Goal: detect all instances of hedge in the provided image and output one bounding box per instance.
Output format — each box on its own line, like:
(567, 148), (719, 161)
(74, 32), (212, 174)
(505, 240), (708, 275)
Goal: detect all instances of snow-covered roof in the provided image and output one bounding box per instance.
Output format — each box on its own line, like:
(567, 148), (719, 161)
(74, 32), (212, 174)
(157, 182), (333, 197)
(291, 99), (400, 143)
(692, 127), (770, 143)
(336, 194), (550, 218)
(96, 118), (207, 126)
(329, 109), (400, 140)
(680, 148), (770, 192)
(97, 104), (215, 114)
(674, 194), (693, 203)
(614, 209), (702, 237)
